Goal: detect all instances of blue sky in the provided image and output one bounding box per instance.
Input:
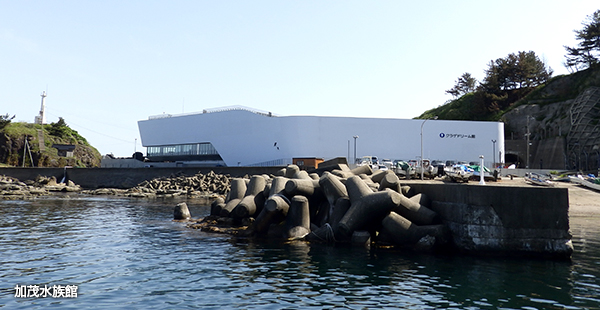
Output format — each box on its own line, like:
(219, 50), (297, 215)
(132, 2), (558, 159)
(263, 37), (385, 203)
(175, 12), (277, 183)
(1, 1), (597, 157)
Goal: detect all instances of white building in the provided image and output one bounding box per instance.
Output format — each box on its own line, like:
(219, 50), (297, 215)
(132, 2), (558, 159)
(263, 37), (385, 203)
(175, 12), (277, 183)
(137, 106), (505, 167)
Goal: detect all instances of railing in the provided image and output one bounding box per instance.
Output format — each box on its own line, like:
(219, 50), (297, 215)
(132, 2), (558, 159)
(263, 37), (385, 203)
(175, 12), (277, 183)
(247, 158), (292, 167)
(148, 105), (278, 120)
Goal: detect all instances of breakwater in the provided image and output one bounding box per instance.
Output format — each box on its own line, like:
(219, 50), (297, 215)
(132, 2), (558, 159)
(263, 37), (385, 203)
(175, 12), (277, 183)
(0, 167), (282, 189)
(0, 165), (573, 258)
(189, 165), (571, 259)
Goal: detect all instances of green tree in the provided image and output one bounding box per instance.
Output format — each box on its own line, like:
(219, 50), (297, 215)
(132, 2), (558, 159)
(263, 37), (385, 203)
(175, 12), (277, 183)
(476, 51), (552, 114)
(564, 10), (600, 71)
(47, 117), (70, 139)
(445, 73), (477, 98)
(46, 117), (89, 145)
(480, 51), (552, 93)
(0, 114), (15, 130)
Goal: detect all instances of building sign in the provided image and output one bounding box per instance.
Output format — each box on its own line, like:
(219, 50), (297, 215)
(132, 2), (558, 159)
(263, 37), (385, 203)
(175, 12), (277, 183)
(439, 133), (476, 139)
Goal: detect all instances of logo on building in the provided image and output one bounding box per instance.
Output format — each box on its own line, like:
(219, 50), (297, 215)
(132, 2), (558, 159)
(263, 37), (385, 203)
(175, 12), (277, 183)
(439, 133), (476, 139)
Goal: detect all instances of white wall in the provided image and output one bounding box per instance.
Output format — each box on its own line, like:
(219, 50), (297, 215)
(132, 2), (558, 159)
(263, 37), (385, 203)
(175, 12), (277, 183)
(138, 110), (505, 167)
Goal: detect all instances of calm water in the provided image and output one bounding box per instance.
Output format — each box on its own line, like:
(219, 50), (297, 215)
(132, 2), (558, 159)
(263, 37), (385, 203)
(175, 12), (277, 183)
(1, 196), (599, 309)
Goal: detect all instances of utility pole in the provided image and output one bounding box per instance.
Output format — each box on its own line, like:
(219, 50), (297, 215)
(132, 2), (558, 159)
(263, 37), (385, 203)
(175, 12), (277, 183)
(353, 135), (359, 166)
(491, 140), (496, 168)
(526, 116), (532, 169)
(420, 116), (437, 180)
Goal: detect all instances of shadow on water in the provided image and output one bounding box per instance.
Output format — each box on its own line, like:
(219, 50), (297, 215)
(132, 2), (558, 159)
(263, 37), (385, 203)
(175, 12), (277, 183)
(223, 237), (587, 309)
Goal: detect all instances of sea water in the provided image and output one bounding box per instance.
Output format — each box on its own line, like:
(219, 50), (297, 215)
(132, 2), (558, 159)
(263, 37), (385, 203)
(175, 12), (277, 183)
(1, 196), (599, 309)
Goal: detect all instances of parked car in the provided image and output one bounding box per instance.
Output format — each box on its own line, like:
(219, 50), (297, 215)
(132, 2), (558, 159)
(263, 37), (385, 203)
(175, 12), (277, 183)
(431, 160), (445, 167)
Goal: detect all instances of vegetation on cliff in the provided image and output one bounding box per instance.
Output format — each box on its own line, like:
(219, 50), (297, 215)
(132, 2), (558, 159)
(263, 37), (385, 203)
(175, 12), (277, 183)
(418, 9), (600, 122)
(0, 117), (101, 168)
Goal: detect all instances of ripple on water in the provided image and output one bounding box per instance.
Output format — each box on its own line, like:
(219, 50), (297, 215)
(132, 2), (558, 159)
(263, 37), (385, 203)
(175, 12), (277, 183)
(1, 198), (600, 309)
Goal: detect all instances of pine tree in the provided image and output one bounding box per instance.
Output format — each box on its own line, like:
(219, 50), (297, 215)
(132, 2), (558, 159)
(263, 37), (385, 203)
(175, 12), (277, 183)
(445, 73), (477, 97)
(564, 10), (600, 71)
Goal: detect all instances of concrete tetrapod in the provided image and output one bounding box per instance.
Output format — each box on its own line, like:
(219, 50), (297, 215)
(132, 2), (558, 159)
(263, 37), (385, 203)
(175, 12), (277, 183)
(226, 178), (247, 203)
(379, 212), (447, 248)
(378, 172), (403, 193)
(350, 164), (373, 176)
(285, 195), (311, 239)
(392, 190), (440, 226)
(268, 176), (288, 198)
(331, 169), (354, 179)
(220, 198), (242, 217)
(210, 197), (226, 216)
(284, 179), (320, 197)
(174, 202), (191, 220)
(370, 169), (392, 184)
(245, 175), (267, 197)
(253, 194), (290, 234)
(305, 196), (351, 243)
(336, 190), (402, 238)
(292, 170), (312, 180)
(330, 196), (351, 232)
(318, 172), (349, 208)
(284, 165), (300, 178)
(230, 176), (268, 219)
(231, 194), (266, 219)
(345, 176), (375, 204)
(311, 199), (330, 228)
(409, 193), (431, 208)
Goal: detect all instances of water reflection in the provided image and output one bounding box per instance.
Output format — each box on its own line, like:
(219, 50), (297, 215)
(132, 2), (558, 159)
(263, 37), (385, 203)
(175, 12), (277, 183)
(1, 197), (599, 309)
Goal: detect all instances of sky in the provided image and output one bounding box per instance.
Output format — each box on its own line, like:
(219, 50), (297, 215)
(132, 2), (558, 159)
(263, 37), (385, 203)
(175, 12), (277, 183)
(1, 1), (598, 157)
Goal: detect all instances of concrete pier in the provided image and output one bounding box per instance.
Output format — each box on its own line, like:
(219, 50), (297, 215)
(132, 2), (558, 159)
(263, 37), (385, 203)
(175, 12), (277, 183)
(404, 181), (572, 258)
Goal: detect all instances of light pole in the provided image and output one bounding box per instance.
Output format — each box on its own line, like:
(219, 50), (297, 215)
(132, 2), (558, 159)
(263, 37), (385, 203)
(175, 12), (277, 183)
(420, 116), (438, 180)
(525, 115), (534, 169)
(491, 139), (496, 169)
(347, 140), (350, 164)
(353, 135), (359, 166)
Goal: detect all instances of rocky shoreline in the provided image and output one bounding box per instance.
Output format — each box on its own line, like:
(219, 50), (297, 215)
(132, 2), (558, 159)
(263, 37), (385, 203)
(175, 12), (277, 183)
(0, 171), (232, 200)
(0, 175), (82, 199)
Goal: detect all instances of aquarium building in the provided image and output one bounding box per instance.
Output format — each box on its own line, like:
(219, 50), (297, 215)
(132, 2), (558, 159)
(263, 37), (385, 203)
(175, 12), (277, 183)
(137, 106), (505, 167)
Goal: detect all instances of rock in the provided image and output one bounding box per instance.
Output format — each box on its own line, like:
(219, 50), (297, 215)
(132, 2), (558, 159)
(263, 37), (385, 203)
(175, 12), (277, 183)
(174, 202), (192, 220)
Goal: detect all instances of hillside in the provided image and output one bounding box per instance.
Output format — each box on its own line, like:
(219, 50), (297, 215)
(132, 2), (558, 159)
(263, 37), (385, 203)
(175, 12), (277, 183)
(0, 120), (101, 168)
(417, 67), (600, 170)
(418, 67), (600, 123)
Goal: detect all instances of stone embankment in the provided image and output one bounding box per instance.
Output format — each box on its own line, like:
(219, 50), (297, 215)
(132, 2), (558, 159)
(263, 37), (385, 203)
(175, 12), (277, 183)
(0, 175), (81, 199)
(82, 171), (231, 198)
(1, 171), (232, 199)
(187, 164), (448, 252)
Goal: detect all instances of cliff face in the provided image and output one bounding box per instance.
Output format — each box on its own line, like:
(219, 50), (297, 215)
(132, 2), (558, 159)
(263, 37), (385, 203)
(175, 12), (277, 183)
(0, 122), (101, 168)
(418, 67), (600, 170)
(500, 69), (600, 170)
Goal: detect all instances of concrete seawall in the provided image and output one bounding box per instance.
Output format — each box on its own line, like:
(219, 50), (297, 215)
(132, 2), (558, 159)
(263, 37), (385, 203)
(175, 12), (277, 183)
(406, 182), (572, 258)
(0, 167), (283, 189)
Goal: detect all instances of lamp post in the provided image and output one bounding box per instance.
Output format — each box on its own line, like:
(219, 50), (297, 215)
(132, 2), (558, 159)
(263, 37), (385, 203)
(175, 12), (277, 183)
(491, 139), (496, 169)
(347, 140), (350, 164)
(353, 135), (359, 166)
(525, 115), (534, 169)
(420, 116), (438, 180)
